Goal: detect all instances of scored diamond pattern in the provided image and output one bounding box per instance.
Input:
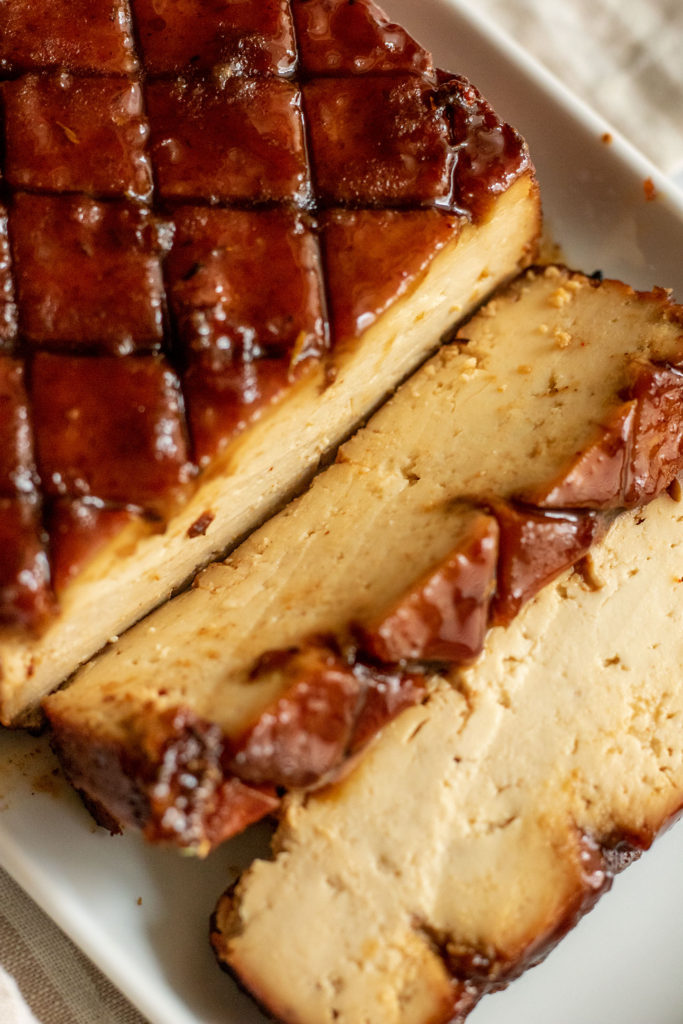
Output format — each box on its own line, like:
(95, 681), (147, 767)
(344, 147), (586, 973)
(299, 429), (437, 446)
(145, 75), (311, 204)
(302, 74), (453, 206)
(0, 0), (138, 74)
(0, 0), (528, 624)
(132, 0), (297, 76)
(11, 193), (168, 351)
(3, 72), (153, 199)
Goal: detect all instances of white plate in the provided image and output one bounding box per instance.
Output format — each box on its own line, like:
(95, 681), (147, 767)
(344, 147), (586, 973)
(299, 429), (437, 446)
(2, 3), (683, 1022)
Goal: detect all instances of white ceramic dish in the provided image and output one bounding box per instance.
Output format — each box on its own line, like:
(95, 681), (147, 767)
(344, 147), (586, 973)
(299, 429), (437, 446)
(2, 3), (683, 1022)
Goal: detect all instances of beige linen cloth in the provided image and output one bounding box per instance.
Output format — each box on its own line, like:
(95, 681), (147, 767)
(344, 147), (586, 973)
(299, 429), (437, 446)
(1, 2), (682, 1022)
(471, 0), (683, 179)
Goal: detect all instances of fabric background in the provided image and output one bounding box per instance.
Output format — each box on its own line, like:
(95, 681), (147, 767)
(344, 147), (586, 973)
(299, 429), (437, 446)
(466, 0), (683, 180)
(0, 871), (147, 1024)
(1, 2), (682, 1022)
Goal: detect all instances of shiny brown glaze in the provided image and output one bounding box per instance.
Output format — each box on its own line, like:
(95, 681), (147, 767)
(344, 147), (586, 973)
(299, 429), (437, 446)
(625, 361), (683, 505)
(522, 402), (637, 510)
(522, 356), (683, 511)
(303, 75), (453, 207)
(0, 0), (532, 626)
(0, 0), (137, 74)
(49, 703), (280, 850)
(0, 498), (54, 628)
(141, 708), (280, 849)
(146, 77), (310, 205)
(133, 0), (296, 76)
(346, 661), (427, 755)
(0, 209), (18, 347)
(322, 208), (461, 347)
(183, 357), (307, 468)
(46, 499), (141, 594)
(0, 356), (36, 497)
(491, 503), (605, 627)
(165, 209), (325, 367)
(10, 194), (168, 353)
(166, 206), (327, 463)
(3, 74), (153, 201)
(359, 513), (499, 664)
(292, 0), (434, 77)
(227, 643), (363, 789)
(227, 644), (427, 789)
(30, 353), (193, 513)
(0, 356), (52, 628)
(440, 75), (531, 221)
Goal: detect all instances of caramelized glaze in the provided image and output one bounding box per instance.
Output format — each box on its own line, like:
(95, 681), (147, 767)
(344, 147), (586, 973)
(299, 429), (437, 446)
(0, 0), (531, 626)
(323, 209), (461, 345)
(292, 0), (434, 76)
(523, 358), (683, 511)
(359, 513), (499, 664)
(0, 356), (35, 495)
(3, 73), (153, 200)
(0, 498), (54, 628)
(11, 194), (168, 352)
(626, 361), (683, 504)
(440, 74), (532, 220)
(146, 76), (310, 205)
(133, 0), (296, 76)
(302, 75), (453, 206)
(166, 206), (327, 462)
(0, 0), (137, 75)
(31, 353), (193, 512)
(227, 641), (427, 789)
(0, 208), (19, 346)
(46, 499), (140, 593)
(491, 503), (604, 626)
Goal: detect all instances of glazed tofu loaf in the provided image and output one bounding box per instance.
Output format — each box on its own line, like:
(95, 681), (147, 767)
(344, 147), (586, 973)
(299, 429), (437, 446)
(213, 489), (683, 1024)
(45, 266), (683, 852)
(0, 0), (540, 724)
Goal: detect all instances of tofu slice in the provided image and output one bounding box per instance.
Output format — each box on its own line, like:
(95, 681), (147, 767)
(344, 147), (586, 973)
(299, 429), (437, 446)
(213, 490), (683, 1024)
(0, 170), (540, 725)
(45, 268), (683, 854)
(0, 0), (542, 724)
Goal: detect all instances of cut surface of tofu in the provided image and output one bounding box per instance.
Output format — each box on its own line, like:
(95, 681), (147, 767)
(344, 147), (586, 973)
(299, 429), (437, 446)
(45, 267), (683, 853)
(0, 172), (539, 724)
(214, 491), (683, 1024)
(0, 0), (541, 724)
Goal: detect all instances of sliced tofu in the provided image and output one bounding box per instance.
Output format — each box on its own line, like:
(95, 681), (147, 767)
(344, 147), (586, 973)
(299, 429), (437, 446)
(0, 170), (540, 724)
(213, 490), (683, 1024)
(0, 0), (542, 724)
(45, 267), (683, 855)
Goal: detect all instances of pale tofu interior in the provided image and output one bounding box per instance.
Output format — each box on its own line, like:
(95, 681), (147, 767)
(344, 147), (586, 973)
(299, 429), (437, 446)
(46, 265), (683, 747)
(216, 493), (683, 1024)
(0, 173), (539, 724)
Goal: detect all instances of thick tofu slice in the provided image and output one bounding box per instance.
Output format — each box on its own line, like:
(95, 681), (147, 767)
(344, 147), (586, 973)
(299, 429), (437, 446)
(0, 172), (540, 724)
(214, 491), (683, 1024)
(45, 268), (683, 854)
(0, 0), (541, 724)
